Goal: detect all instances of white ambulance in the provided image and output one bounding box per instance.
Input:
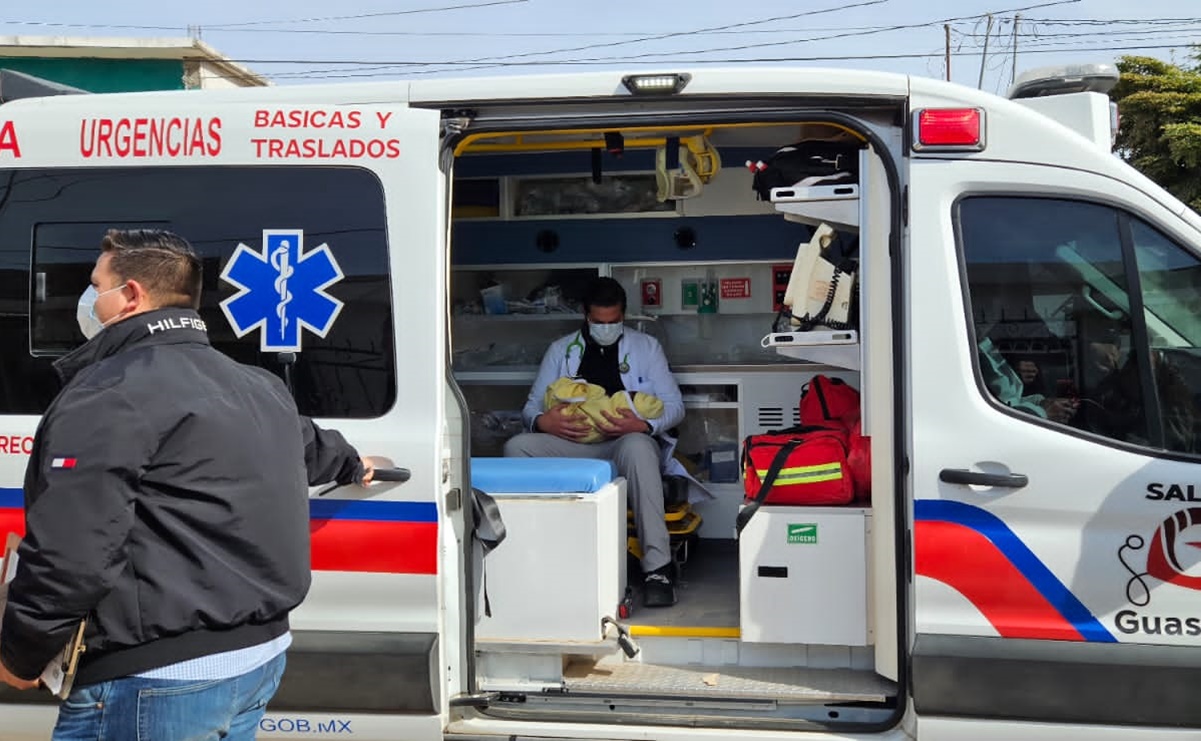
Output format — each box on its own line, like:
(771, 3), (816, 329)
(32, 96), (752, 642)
(1, 61), (1200, 740)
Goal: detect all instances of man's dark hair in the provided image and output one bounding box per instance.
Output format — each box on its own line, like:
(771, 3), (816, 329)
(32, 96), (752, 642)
(584, 277), (627, 313)
(100, 229), (203, 310)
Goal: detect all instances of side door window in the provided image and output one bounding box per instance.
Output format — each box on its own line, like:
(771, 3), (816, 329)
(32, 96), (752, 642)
(7, 166), (395, 418)
(960, 196), (1200, 457)
(1129, 219), (1201, 455)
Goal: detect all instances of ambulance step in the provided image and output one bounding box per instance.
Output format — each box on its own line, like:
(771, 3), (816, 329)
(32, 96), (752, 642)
(562, 660), (894, 703)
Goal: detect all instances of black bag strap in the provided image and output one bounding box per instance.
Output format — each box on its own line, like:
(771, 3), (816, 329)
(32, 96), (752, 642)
(736, 438), (804, 536)
(471, 487), (506, 552)
(471, 487), (507, 617)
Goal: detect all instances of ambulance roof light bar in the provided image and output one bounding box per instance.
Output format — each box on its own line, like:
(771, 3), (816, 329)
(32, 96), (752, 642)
(621, 73), (691, 96)
(1006, 63), (1119, 100)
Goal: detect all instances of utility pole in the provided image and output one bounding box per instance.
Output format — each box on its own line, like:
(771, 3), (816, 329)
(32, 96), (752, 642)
(945, 24), (952, 82)
(1011, 14), (1020, 85)
(977, 14), (994, 89)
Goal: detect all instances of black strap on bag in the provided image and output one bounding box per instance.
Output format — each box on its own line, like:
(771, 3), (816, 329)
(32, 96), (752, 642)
(736, 424), (845, 536)
(471, 487), (507, 617)
(736, 438), (804, 536)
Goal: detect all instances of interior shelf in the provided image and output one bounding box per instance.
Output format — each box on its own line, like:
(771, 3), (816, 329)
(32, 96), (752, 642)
(770, 182), (859, 232)
(453, 312), (581, 321)
(683, 401), (740, 410)
(761, 330), (860, 371)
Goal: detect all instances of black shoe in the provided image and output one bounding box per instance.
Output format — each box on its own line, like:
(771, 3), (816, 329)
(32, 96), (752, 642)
(643, 570), (677, 608)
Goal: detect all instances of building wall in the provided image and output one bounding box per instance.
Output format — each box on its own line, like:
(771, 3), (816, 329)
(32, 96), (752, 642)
(189, 60), (257, 90)
(0, 58), (185, 92)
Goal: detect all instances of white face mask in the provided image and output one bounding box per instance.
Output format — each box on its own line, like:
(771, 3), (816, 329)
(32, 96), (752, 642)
(588, 321), (624, 347)
(76, 283), (128, 340)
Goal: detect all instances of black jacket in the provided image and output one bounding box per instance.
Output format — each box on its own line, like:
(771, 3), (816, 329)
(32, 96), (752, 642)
(1, 307), (363, 685)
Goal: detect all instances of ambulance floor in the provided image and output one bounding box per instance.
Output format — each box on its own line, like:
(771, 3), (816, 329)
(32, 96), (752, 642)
(630, 538), (739, 628)
(563, 659), (894, 703)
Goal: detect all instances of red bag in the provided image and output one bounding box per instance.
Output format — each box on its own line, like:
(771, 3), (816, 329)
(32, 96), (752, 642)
(737, 426), (852, 534)
(847, 417), (871, 501)
(800, 375), (872, 501)
(800, 375), (860, 431)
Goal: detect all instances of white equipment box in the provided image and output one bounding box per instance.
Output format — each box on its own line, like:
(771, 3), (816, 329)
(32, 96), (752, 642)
(476, 479), (627, 643)
(739, 506), (871, 645)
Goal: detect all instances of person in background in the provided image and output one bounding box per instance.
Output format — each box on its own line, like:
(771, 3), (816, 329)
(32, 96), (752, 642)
(0, 229), (372, 741)
(978, 336), (1079, 423)
(505, 277), (686, 607)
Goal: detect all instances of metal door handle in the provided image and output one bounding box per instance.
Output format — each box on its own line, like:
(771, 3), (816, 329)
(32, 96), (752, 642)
(939, 468), (1028, 488)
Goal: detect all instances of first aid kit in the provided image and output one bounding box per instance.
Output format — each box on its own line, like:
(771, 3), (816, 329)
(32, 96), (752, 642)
(800, 375), (872, 501)
(736, 425), (853, 534)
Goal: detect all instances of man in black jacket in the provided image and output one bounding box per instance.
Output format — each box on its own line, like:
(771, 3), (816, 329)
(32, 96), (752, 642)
(0, 229), (371, 740)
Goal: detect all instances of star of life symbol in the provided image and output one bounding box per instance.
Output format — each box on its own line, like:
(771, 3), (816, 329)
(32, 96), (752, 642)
(219, 229), (345, 352)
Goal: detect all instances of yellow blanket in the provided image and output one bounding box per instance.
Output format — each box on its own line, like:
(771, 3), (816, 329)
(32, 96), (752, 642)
(544, 376), (665, 444)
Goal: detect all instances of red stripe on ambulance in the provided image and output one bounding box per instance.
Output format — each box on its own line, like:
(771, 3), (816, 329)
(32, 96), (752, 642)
(915, 520), (1086, 641)
(309, 520), (437, 575)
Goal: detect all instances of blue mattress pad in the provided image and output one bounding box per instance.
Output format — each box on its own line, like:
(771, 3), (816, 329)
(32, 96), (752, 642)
(471, 457), (617, 494)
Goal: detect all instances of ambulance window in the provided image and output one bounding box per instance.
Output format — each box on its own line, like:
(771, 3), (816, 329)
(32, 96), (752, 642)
(3, 167), (395, 418)
(1129, 219), (1201, 454)
(959, 197), (1151, 447)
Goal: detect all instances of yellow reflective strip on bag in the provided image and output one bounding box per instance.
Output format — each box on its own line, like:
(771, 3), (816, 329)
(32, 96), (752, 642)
(755, 463), (843, 484)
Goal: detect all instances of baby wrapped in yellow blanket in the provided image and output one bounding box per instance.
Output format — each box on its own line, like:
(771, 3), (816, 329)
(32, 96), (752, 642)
(543, 376), (665, 444)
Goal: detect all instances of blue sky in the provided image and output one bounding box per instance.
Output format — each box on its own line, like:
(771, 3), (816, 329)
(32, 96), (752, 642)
(1, 0), (1196, 93)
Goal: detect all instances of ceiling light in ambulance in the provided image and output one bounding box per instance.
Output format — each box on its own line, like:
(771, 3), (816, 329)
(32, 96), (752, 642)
(621, 73), (691, 96)
(913, 108), (985, 152)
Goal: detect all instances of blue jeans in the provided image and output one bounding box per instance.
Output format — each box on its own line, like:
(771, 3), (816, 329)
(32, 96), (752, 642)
(52, 652), (286, 741)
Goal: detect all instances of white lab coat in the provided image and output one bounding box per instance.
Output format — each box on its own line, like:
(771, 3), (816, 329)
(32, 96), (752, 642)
(521, 326), (712, 502)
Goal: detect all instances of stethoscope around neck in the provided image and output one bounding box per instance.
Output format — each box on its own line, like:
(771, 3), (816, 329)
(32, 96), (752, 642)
(565, 330), (630, 375)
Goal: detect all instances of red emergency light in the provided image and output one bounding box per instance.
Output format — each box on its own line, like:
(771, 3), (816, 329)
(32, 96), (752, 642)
(914, 108), (985, 151)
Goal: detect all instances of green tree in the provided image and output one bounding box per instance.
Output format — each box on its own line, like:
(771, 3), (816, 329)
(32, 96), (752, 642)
(1111, 53), (1201, 212)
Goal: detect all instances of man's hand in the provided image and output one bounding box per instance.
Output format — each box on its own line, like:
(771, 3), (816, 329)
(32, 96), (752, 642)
(0, 655), (38, 691)
(535, 405), (593, 441)
(358, 457), (375, 485)
(1041, 397), (1080, 424)
(597, 408), (652, 438)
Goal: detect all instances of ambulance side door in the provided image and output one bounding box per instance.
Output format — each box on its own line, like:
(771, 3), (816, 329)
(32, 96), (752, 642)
(0, 99), (457, 741)
(908, 156), (1201, 729)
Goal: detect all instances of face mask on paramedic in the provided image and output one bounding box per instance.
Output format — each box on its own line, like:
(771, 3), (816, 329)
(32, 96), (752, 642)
(588, 321), (623, 347)
(76, 283), (128, 340)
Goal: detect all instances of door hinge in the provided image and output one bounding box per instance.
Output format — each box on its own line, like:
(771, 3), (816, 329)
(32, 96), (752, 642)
(446, 487), (462, 512)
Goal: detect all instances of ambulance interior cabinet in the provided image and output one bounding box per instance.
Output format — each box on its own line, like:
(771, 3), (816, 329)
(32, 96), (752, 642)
(475, 480), (627, 644)
(739, 506), (870, 645)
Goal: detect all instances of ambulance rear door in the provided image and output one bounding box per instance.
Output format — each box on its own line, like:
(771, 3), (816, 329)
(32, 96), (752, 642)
(0, 89), (459, 741)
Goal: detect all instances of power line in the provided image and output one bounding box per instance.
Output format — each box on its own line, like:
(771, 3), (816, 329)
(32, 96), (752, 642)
(265, 0), (1082, 80)
(1020, 16), (1201, 26)
(428, 0), (896, 66)
(1019, 32), (1201, 48)
(0, 0), (530, 35)
(959, 24), (1201, 39)
(561, 0), (1079, 66)
(264, 0), (902, 78)
(204, 0), (529, 28)
(219, 41), (1201, 79)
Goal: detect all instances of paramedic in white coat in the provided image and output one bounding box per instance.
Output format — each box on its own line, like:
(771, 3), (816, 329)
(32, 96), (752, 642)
(505, 278), (684, 607)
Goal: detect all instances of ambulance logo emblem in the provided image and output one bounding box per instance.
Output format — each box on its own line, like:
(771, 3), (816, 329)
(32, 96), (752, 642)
(1119, 507), (1201, 606)
(220, 229), (344, 352)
